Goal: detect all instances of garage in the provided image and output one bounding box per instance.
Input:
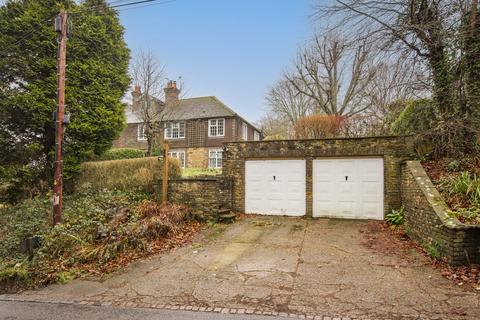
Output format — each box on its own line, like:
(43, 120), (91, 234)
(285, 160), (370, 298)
(313, 158), (384, 220)
(245, 160), (306, 216)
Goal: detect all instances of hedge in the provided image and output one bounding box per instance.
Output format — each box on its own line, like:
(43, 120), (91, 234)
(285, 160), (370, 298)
(77, 157), (181, 192)
(96, 148), (145, 161)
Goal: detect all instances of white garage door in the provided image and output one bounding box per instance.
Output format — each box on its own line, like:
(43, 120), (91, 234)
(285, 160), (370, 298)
(245, 160), (306, 216)
(313, 158), (384, 220)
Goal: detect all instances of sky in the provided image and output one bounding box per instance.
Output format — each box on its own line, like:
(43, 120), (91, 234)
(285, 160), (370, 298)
(118, 0), (314, 123)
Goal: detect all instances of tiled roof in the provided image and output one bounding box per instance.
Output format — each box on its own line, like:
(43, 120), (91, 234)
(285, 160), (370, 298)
(125, 96), (259, 131)
(161, 96), (236, 120)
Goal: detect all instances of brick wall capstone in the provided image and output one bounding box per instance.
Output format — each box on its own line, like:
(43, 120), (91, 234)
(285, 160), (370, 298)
(401, 161), (480, 265)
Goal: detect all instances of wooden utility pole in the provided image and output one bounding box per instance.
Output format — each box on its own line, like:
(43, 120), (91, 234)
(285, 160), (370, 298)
(162, 142), (170, 205)
(53, 10), (68, 225)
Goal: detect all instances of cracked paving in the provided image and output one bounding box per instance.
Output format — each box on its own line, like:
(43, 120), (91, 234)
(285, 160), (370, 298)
(14, 217), (480, 319)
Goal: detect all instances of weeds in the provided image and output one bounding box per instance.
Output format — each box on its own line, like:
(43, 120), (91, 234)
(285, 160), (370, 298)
(385, 207), (405, 227)
(0, 189), (199, 292)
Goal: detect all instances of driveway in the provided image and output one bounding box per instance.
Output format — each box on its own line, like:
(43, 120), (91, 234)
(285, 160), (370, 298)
(5, 217), (480, 319)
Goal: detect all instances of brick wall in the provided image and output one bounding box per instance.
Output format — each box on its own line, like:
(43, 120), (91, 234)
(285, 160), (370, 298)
(223, 136), (414, 217)
(401, 161), (480, 265)
(113, 123), (148, 149)
(158, 176), (233, 220)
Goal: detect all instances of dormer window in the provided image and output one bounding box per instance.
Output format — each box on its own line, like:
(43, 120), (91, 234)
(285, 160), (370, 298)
(165, 121), (185, 139)
(208, 118), (225, 137)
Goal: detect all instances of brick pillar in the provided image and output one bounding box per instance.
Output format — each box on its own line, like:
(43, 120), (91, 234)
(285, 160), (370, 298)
(306, 157), (313, 217)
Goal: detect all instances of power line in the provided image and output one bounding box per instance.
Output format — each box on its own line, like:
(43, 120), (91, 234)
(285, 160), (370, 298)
(0, 15), (56, 58)
(70, 0), (176, 15)
(115, 0), (177, 12)
(0, 0), (178, 57)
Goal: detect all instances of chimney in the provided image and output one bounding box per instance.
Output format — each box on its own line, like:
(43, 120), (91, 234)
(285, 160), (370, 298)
(131, 85), (141, 110)
(164, 80), (180, 105)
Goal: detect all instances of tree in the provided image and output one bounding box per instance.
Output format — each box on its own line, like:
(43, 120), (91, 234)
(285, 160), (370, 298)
(361, 60), (428, 135)
(131, 50), (166, 156)
(293, 115), (344, 139)
(254, 113), (291, 140)
(265, 79), (313, 127)
(286, 33), (377, 117)
(0, 0), (130, 202)
(316, 0), (480, 155)
(130, 50), (185, 156)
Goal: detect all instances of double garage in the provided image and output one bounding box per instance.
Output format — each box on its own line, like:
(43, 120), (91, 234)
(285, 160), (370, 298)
(223, 137), (413, 220)
(245, 158), (384, 220)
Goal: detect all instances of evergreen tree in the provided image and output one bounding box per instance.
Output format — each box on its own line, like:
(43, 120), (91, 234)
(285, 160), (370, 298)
(0, 0), (130, 202)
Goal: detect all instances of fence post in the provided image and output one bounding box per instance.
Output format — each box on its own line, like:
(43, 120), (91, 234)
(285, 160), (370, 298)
(162, 142), (169, 205)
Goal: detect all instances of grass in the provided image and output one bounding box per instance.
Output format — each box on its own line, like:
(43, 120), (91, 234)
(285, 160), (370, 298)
(181, 167), (221, 177)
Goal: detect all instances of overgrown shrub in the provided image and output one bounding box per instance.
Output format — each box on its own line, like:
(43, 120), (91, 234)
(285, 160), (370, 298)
(96, 148), (145, 161)
(0, 189), (196, 291)
(391, 99), (438, 135)
(76, 157), (181, 192)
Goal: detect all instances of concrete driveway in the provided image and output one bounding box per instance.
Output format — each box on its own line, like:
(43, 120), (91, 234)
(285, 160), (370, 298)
(7, 217), (480, 320)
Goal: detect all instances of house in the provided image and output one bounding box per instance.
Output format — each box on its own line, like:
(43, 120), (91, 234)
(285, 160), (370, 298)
(113, 81), (261, 168)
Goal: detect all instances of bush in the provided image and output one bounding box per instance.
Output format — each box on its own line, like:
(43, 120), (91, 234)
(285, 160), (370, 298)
(390, 99), (438, 135)
(76, 157), (181, 192)
(96, 148), (145, 161)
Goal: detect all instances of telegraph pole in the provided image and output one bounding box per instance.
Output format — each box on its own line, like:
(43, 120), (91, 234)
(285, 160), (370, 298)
(53, 9), (68, 225)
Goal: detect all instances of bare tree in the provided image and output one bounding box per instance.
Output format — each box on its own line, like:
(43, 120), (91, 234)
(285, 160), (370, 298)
(254, 113), (291, 140)
(265, 79), (314, 127)
(286, 33), (377, 117)
(131, 50), (166, 155)
(130, 50), (186, 155)
(361, 59), (429, 134)
(314, 0), (480, 155)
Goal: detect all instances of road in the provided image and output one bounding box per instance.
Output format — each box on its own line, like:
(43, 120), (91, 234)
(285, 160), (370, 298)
(0, 301), (283, 320)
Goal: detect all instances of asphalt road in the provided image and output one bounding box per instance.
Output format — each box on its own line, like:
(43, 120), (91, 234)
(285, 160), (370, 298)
(0, 301), (282, 320)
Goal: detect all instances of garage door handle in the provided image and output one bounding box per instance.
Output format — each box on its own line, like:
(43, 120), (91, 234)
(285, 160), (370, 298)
(273, 175), (276, 181)
(345, 176), (348, 181)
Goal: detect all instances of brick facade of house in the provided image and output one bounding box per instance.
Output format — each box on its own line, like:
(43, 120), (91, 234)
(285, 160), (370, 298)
(113, 82), (261, 168)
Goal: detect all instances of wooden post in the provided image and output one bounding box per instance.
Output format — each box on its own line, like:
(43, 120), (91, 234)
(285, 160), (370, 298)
(162, 142), (169, 205)
(53, 10), (68, 225)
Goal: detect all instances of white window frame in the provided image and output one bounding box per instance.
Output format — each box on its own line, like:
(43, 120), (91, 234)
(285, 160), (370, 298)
(164, 121), (185, 140)
(137, 123), (147, 141)
(254, 131), (260, 141)
(208, 149), (223, 168)
(242, 122), (248, 140)
(208, 118), (225, 137)
(168, 150), (186, 168)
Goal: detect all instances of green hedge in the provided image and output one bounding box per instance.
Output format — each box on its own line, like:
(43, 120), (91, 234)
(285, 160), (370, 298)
(77, 157), (181, 192)
(96, 148), (145, 161)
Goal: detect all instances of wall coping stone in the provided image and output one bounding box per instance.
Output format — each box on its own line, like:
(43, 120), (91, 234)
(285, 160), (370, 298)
(225, 135), (413, 144)
(169, 176), (225, 182)
(405, 160), (480, 231)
